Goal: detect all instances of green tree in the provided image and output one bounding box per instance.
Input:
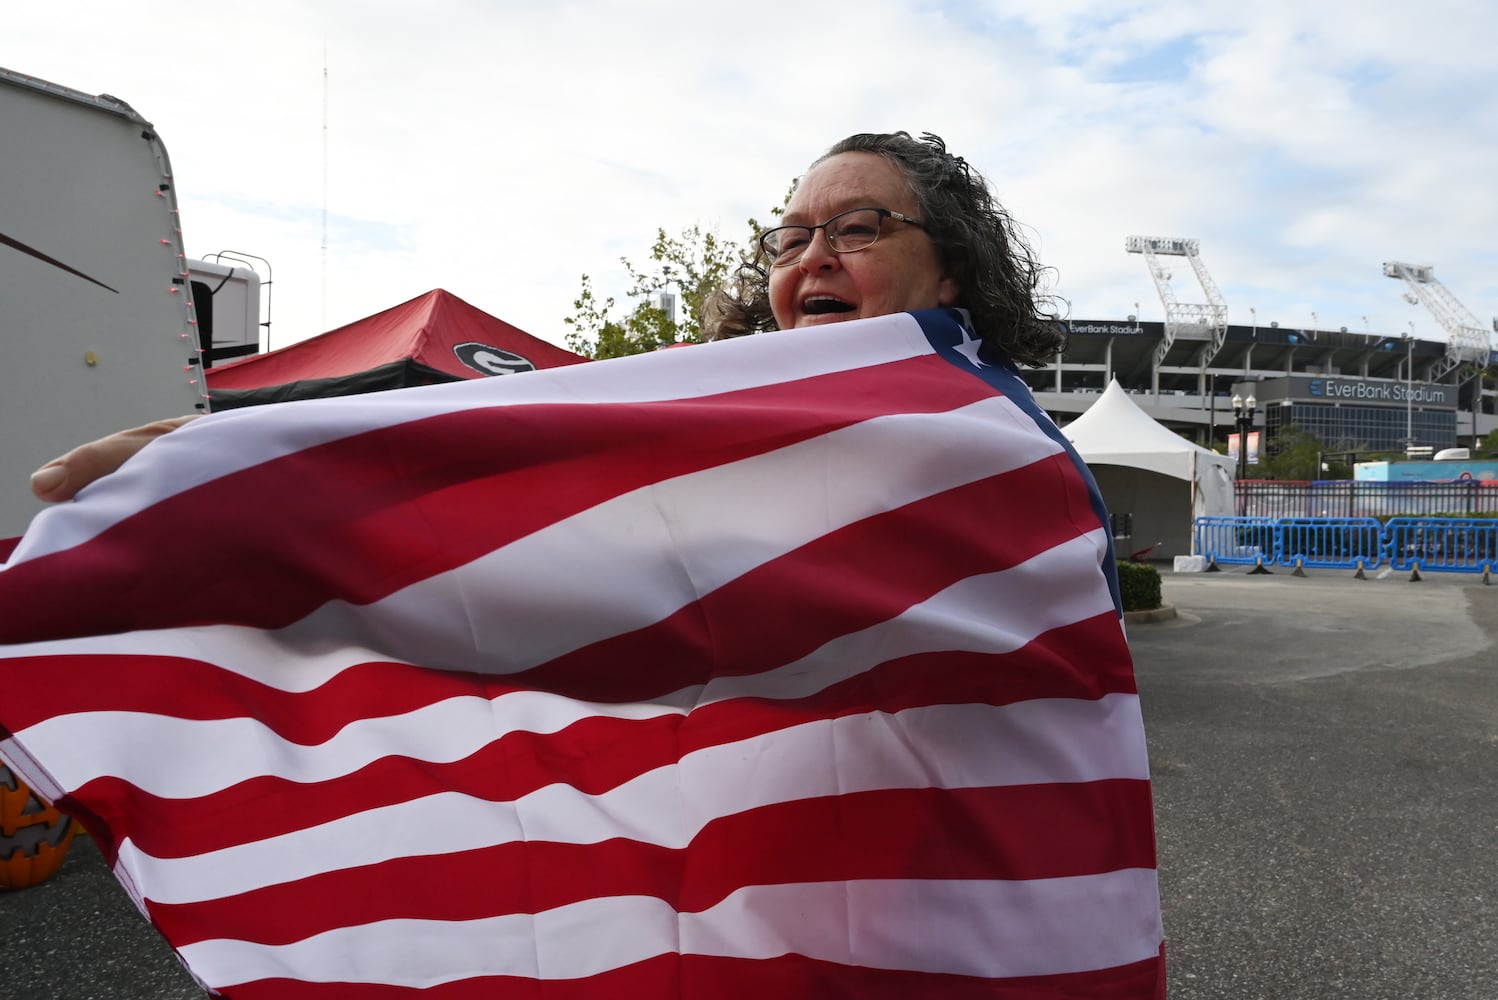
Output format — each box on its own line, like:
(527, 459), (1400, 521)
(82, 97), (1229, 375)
(1258, 425), (1357, 481)
(564, 185), (794, 360)
(1480, 427), (1498, 458)
(1321, 455), (1355, 480)
(563, 225), (745, 359)
(561, 275), (665, 361)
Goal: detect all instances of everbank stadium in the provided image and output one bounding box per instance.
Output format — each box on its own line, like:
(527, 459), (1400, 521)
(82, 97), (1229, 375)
(1015, 237), (1498, 456)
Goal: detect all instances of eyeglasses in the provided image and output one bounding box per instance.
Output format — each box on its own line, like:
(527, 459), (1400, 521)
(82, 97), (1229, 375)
(757, 207), (924, 267)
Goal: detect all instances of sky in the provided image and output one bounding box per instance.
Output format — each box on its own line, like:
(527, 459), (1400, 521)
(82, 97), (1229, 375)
(5, 0), (1495, 353)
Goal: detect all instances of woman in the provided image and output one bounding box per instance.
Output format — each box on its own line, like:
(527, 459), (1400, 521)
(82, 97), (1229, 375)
(31, 132), (1065, 503)
(705, 130), (1065, 366)
(12, 133), (1164, 997)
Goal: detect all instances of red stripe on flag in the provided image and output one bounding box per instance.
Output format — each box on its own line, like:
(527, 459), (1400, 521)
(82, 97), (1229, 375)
(512, 450), (1102, 698)
(212, 949), (1166, 1000)
(0, 449), (1103, 736)
(147, 781), (1156, 948)
(61, 613), (1134, 860)
(0, 358), (992, 643)
(0, 654), (481, 737)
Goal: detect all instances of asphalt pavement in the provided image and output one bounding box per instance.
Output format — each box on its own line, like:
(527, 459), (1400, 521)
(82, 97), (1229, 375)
(1, 564), (1495, 999)
(1136, 565), (1498, 999)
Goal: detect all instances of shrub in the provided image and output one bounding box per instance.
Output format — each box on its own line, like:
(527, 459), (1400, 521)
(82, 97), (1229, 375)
(1117, 560), (1162, 612)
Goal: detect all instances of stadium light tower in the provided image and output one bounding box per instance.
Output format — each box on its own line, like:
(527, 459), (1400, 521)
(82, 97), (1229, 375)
(1126, 236), (1229, 391)
(1382, 261), (1491, 380)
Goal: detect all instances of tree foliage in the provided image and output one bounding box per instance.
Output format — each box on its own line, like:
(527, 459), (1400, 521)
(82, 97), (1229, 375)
(1258, 424), (1355, 481)
(1480, 427), (1498, 457)
(563, 226), (742, 359)
(564, 185), (794, 360)
(1258, 425), (1319, 481)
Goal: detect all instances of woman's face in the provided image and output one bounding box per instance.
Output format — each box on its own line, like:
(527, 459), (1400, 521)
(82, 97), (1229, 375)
(768, 152), (958, 331)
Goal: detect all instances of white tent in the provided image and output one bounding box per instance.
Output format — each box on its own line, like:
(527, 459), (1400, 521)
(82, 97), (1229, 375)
(1062, 380), (1236, 559)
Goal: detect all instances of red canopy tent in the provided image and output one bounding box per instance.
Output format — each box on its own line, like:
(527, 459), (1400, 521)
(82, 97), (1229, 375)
(206, 289), (587, 409)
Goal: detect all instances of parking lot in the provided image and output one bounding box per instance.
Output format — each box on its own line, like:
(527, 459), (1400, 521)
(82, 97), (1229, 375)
(2, 566), (1495, 999)
(1135, 567), (1498, 998)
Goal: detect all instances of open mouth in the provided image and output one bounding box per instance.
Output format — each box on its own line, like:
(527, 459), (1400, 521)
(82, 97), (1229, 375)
(802, 296), (855, 316)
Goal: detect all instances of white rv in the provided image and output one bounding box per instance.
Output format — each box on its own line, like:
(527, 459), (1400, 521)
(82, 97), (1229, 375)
(0, 67), (261, 539)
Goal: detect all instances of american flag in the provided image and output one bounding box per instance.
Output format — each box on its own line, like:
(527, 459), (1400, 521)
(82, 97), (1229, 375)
(0, 309), (1164, 998)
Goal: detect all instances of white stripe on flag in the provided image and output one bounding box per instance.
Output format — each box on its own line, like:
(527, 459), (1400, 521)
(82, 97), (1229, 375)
(116, 693), (1148, 906)
(10, 315), (939, 563)
(704, 529), (1116, 706)
(4, 394), (1057, 680)
(14, 530), (1114, 796)
(178, 870), (1163, 990)
(283, 394), (1057, 676)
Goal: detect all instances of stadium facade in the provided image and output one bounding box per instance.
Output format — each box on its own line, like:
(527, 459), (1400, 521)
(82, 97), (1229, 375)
(1015, 318), (1498, 456)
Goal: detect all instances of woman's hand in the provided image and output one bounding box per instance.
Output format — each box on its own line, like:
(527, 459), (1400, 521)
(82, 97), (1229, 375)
(30, 416), (200, 502)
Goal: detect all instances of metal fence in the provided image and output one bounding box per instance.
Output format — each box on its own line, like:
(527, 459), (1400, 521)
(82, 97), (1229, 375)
(1194, 515), (1498, 577)
(1236, 479), (1498, 519)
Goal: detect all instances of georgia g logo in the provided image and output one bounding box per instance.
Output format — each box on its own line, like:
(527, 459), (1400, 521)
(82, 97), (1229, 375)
(453, 342), (537, 377)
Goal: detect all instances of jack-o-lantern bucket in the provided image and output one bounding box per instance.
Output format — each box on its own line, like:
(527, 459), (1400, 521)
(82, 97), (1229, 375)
(1, 761), (78, 890)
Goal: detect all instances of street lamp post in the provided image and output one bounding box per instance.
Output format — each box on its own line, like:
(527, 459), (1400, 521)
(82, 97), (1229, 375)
(1232, 391), (1257, 514)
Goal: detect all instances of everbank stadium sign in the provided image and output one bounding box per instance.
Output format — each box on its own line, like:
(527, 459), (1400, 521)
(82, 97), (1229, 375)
(1068, 321), (1153, 336)
(1301, 376), (1455, 408)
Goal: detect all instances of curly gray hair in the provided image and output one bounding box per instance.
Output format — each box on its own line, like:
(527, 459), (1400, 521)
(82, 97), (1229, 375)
(702, 131), (1066, 366)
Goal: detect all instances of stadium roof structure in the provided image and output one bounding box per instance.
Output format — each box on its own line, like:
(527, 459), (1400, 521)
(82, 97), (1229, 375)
(1052, 317), (1451, 395)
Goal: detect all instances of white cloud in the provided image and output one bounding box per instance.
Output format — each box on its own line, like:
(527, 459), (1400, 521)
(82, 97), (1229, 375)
(4, 0), (1494, 349)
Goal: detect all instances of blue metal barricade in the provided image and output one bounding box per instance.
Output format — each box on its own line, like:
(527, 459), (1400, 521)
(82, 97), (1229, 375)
(1384, 518), (1498, 575)
(1195, 516), (1496, 577)
(1194, 516), (1277, 566)
(1275, 517), (1383, 570)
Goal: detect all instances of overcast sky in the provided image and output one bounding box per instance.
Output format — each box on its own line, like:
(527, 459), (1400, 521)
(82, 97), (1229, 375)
(6, 0), (1495, 352)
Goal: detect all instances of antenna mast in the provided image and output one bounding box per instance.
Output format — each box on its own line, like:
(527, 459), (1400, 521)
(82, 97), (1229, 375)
(321, 44), (329, 332)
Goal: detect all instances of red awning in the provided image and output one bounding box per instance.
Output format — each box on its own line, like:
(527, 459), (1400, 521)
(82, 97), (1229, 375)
(207, 289), (586, 398)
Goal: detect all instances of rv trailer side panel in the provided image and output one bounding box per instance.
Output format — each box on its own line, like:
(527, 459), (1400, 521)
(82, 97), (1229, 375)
(0, 68), (208, 538)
